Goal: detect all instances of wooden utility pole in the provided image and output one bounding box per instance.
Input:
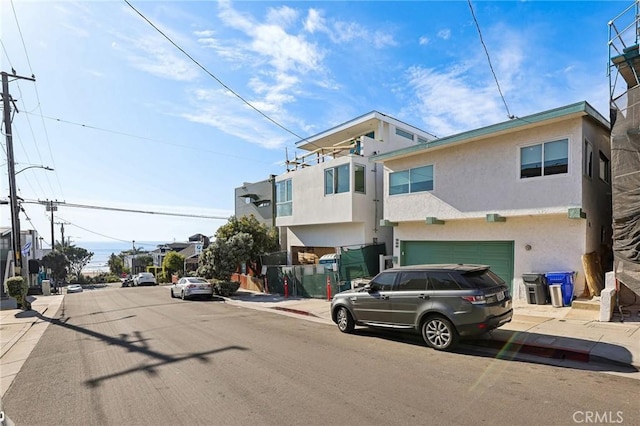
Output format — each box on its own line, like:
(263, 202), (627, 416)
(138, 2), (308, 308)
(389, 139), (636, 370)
(1, 70), (35, 290)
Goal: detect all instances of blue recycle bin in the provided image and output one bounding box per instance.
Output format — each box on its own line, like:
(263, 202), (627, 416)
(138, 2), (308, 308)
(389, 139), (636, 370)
(545, 271), (574, 306)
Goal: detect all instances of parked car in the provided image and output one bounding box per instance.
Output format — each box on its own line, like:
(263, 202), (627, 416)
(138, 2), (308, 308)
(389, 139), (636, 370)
(330, 264), (513, 351)
(67, 284), (83, 294)
(134, 272), (157, 286)
(171, 277), (213, 300)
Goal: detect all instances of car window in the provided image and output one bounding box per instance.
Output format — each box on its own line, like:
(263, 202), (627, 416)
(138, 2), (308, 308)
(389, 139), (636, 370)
(427, 272), (462, 291)
(462, 269), (505, 289)
(369, 272), (397, 291)
(189, 278), (207, 284)
(178, 278), (185, 284)
(397, 271), (428, 291)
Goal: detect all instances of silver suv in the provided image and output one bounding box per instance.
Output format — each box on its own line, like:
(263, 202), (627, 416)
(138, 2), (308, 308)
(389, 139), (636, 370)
(330, 264), (512, 351)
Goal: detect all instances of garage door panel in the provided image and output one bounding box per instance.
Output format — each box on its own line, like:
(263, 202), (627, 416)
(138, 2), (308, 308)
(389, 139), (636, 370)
(402, 241), (514, 291)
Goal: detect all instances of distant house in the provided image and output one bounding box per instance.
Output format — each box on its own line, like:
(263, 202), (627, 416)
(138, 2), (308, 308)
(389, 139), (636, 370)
(149, 234), (209, 272)
(235, 177), (276, 228)
(274, 111), (437, 265)
(372, 101), (612, 301)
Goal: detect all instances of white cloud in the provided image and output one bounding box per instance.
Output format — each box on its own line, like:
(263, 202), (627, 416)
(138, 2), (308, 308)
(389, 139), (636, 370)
(305, 9), (326, 34)
(181, 88), (293, 149)
(419, 36), (430, 45)
(266, 5), (298, 27)
(437, 29), (451, 40)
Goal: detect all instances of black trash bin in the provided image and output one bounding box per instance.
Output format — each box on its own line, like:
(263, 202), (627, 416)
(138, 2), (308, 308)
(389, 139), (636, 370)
(522, 273), (549, 305)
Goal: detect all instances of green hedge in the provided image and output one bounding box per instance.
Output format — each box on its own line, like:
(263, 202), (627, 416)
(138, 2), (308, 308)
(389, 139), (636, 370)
(214, 281), (240, 297)
(6, 276), (30, 310)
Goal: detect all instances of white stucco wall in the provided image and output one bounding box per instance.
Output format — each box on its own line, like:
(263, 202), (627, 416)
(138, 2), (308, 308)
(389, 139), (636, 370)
(384, 118), (586, 222)
(394, 215), (587, 301)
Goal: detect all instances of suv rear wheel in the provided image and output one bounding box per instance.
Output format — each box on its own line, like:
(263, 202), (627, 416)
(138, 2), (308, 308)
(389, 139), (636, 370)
(422, 316), (458, 351)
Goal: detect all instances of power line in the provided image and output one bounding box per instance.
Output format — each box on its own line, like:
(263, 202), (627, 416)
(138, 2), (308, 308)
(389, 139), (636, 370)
(467, 0), (514, 120)
(26, 112), (273, 164)
(123, 0), (324, 152)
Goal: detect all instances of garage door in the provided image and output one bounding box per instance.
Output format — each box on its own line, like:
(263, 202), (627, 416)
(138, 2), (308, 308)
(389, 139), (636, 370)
(401, 241), (514, 290)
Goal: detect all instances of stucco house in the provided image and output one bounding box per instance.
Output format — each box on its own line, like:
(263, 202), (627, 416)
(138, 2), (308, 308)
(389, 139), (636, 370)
(371, 101), (612, 301)
(274, 111), (437, 265)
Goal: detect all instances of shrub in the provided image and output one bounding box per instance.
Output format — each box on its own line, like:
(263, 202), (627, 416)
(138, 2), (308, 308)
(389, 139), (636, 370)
(214, 281), (240, 297)
(157, 271), (171, 284)
(6, 276), (30, 310)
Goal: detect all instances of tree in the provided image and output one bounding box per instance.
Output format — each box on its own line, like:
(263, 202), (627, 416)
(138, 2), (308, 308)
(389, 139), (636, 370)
(108, 253), (125, 276)
(162, 251), (185, 276)
(61, 245), (94, 281)
(197, 232), (253, 281)
(41, 251), (69, 281)
(213, 215), (279, 271)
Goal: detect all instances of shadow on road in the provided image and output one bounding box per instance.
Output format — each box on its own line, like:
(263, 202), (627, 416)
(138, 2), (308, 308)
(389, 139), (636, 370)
(29, 301), (248, 389)
(350, 327), (638, 374)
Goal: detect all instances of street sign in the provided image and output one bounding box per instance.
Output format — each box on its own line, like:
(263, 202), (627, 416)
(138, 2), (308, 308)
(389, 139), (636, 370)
(21, 241), (32, 255)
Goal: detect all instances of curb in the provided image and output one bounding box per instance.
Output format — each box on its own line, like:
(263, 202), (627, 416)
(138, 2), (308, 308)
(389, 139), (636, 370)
(271, 306), (320, 318)
(467, 337), (591, 363)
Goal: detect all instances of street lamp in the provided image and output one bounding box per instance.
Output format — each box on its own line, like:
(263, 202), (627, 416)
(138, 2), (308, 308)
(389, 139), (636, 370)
(15, 165), (54, 175)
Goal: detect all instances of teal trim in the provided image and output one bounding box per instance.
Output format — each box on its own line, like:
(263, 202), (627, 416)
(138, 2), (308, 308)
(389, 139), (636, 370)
(379, 219), (398, 227)
(568, 208), (587, 219)
(370, 101), (610, 163)
(486, 214), (506, 223)
(425, 217), (445, 225)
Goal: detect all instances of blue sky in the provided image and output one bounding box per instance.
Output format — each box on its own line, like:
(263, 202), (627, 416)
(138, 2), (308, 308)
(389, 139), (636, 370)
(0, 0), (629, 247)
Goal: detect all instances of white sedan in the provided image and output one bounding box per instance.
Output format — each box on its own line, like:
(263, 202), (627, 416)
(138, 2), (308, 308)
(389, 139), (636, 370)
(67, 284), (83, 293)
(134, 272), (157, 286)
(171, 277), (213, 300)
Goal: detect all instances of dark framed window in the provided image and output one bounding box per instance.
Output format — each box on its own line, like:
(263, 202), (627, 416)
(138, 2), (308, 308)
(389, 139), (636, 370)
(584, 140), (593, 178)
(427, 272), (461, 291)
(389, 165), (433, 195)
(520, 139), (568, 178)
(599, 151), (610, 183)
(354, 164), (365, 193)
(370, 272), (397, 291)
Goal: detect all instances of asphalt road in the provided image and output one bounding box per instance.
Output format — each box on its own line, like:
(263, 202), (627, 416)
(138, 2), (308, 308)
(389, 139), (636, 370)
(3, 285), (639, 426)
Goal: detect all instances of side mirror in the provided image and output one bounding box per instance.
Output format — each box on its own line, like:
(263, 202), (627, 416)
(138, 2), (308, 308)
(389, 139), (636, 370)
(364, 283), (377, 292)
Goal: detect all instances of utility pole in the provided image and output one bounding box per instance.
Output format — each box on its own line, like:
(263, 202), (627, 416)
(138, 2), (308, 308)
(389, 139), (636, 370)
(40, 200), (64, 249)
(2, 70), (36, 295)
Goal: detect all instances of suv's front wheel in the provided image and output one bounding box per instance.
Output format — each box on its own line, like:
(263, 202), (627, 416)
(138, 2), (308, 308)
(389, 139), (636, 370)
(422, 316), (458, 351)
(336, 306), (354, 333)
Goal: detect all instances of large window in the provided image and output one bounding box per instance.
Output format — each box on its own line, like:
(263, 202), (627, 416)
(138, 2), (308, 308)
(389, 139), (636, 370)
(325, 164), (350, 195)
(599, 151), (610, 183)
(520, 139), (568, 178)
(276, 179), (292, 216)
(396, 128), (414, 140)
(389, 165), (434, 195)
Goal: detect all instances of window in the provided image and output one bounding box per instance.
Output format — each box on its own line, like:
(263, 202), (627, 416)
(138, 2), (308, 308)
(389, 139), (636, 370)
(418, 136), (429, 144)
(520, 139), (568, 178)
(389, 165), (433, 195)
(396, 128), (414, 140)
(354, 164), (365, 193)
(276, 179), (292, 216)
(397, 271), (428, 291)
(325, 164), (350, 195)
(599, 151), (610, 183)
(584, 140), (593, 178)
(427, 272), (461, 291)
(370, 272), (397, 291)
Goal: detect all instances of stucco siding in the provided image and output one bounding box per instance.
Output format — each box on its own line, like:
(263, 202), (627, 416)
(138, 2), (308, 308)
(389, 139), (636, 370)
(394, 215), (587, 300)
(384, 118), (586, 222)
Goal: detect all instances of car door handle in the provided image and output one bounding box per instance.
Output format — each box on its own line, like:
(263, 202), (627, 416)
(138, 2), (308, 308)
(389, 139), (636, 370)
(381, 295), (389, 300)
(419, 294), (430, 300)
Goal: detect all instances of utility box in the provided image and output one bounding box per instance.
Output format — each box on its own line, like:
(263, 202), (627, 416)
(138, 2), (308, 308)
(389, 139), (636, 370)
(523, 273), (548, 305)
(42, 279), (51, 296)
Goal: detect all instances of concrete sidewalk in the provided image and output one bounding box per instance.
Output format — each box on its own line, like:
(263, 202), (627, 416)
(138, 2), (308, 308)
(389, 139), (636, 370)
(222, 290), (640, 369)
(0, 295), (64, 399)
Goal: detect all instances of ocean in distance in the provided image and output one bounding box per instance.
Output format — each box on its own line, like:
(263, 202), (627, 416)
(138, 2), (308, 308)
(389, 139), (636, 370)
(77, 241), (166, 273)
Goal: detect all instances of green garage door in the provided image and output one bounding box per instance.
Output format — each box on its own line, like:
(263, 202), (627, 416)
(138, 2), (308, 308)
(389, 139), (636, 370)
(401, 241), (515, 291)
